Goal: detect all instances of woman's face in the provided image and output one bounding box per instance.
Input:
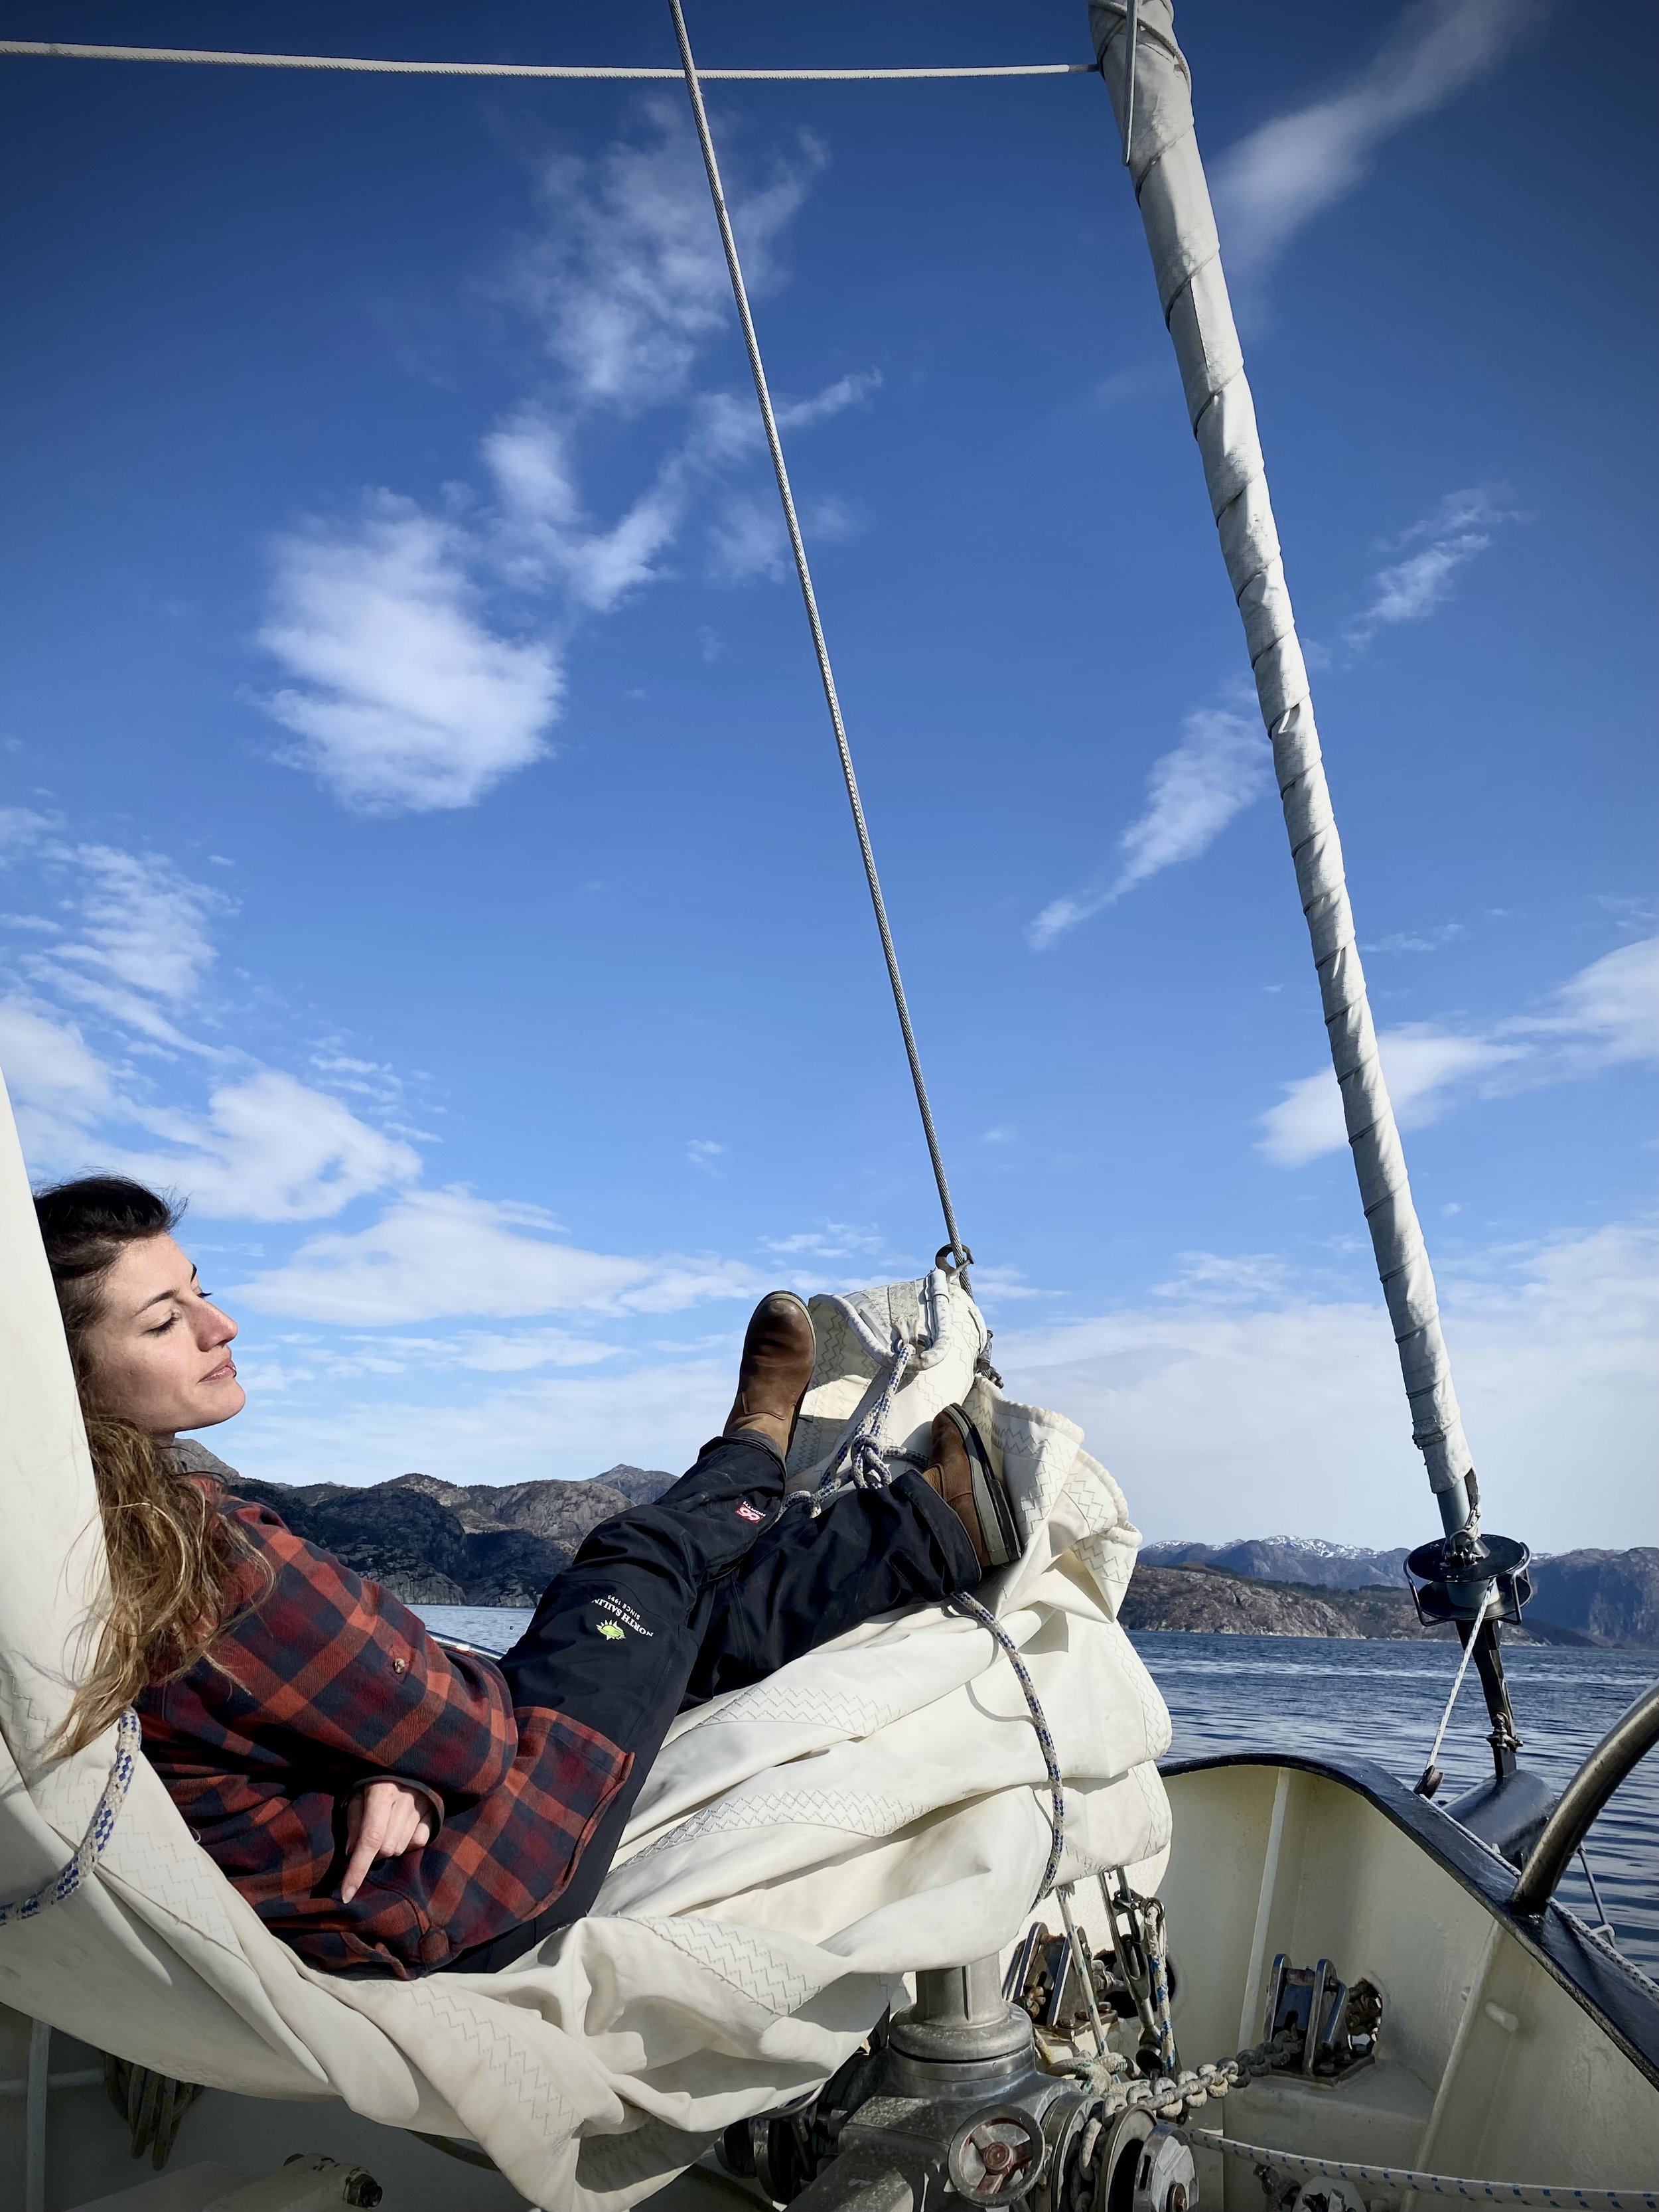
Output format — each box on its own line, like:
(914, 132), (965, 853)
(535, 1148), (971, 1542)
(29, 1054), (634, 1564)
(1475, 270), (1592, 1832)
(82, 1234), (244, 1438)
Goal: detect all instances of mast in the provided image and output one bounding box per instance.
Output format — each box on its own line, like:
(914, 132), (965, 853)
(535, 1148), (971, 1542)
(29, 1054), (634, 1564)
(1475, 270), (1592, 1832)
(1090, 0), (1474, 1539)
(1092, 3), (1558, 1826)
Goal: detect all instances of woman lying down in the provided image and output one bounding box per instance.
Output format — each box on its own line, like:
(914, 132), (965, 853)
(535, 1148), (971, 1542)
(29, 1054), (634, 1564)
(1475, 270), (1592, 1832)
(36, 1175), (1023, 1980)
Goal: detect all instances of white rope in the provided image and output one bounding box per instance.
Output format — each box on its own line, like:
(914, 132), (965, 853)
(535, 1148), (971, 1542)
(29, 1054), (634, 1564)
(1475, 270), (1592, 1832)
(1092, 0), (1477, 1530)
(668, 0), (973, 1281)
(0, 1709), (141, 1929)
(1180, 2130), (1657, 2209)
(1419, 1603), (1490, 1786)
(0, 40), (1093, 83)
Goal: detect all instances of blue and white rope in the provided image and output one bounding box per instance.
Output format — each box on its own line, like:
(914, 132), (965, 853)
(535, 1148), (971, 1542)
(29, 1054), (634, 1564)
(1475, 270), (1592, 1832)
(0, 1707), (140, 1928)
(1179, 2132), (1656, 2209)
(950, 1593), (1065, 1901)
(818, 1340), (914, 1495)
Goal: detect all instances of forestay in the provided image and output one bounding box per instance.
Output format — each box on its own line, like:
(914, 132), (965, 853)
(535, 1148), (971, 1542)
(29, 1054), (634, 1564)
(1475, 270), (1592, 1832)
(0, 1072), (1170, 2211)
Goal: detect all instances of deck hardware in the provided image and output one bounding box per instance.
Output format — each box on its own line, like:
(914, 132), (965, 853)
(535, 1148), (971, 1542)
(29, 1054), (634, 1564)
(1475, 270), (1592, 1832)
(1260, 1958), (1381, 2085)
(946, 2108), (1047, 2203)
(1131, 2124), (1197, 2212)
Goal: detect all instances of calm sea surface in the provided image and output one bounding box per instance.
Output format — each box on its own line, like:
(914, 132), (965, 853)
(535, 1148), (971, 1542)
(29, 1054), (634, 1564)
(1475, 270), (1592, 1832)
(415, 1608), (1659, 1976)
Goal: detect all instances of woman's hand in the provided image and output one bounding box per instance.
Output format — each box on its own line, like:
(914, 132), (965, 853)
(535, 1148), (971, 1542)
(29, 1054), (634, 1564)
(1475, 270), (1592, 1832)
(340, 1779), (434, 1902)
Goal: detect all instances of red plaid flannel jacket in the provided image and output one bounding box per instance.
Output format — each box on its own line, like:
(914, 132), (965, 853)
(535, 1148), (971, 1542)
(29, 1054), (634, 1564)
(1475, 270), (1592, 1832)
(137, 1492), (630, 1977)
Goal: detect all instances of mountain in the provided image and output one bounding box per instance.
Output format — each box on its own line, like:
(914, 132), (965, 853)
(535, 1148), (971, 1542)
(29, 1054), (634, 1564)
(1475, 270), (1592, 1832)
(227, 1464), (675, 1605)
(1139, 1536), (1659, 1646)
(1140, 1537), (1409, 1589)
(1528, 1550), (1659, 1647)
(216, 1465), (1657, 1647)
(1121, 1566), (1583, 1644)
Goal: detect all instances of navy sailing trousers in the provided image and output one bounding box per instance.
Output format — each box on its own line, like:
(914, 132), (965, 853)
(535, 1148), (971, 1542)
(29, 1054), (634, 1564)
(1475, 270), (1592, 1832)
(441, 1431), (979, 1972)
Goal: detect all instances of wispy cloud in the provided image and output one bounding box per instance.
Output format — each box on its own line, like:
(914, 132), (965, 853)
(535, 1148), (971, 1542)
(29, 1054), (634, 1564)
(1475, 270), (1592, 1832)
(0, 815), (424, 1220)
(1031, 708), (1270, 948)
(1260, 934), (1659, 1165)
(1213, 0), (1549, 281)
(111, 1071), (420, 1222)
(259, 105), (863, 816)
(511, 100), (822, 410)
(1363, 922), (1466, 956)
(1342, 487), (1516, 651)
(232, 1187), (757, 1325)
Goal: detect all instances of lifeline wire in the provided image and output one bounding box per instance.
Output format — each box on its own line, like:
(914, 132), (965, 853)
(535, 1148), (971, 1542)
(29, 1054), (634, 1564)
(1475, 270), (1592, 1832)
(0, 40), (1092, 82)
(668, 0), (972, 1282)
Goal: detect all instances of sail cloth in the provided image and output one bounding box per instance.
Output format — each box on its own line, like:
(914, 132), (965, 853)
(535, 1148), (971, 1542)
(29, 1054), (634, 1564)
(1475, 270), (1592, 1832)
(1092, 0), (1475, 1524)
(0, 1074), (1171, 2211)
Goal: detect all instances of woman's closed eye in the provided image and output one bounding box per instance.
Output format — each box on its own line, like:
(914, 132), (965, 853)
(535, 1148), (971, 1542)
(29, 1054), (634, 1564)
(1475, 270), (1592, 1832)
(144, 1313), (180, 1336)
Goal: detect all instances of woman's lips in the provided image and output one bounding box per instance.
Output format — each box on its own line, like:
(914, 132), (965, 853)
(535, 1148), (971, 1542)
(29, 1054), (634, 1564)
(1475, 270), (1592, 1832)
(205, 1359), (238, 1382)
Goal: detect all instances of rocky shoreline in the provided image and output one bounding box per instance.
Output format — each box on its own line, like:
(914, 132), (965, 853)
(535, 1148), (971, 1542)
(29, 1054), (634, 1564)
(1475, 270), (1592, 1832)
(224, 1467), (1658, 1647)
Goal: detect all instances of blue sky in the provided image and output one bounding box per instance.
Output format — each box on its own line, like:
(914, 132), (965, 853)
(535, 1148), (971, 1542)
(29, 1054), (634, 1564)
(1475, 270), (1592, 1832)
(2, 0), (1653, 1550)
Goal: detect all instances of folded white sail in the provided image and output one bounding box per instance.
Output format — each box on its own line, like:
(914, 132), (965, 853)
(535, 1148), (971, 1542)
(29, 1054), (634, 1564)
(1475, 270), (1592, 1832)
(1090, 0), (1475, 1526)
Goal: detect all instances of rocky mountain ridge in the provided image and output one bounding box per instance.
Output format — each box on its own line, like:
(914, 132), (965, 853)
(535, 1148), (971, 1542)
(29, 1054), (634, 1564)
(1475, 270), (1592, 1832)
(222, 1469), (1659, 1644)
(229, 1464), (675, 1605)
(1142, 1535), (1659, 1645)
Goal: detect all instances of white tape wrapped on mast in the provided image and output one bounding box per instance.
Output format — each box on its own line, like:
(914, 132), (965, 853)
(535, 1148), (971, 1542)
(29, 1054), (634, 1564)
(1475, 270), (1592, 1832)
(1090, 0), (1473, 1533)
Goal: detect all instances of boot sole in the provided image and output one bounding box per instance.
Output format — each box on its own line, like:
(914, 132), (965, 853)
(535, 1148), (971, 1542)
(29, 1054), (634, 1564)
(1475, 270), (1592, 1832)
(937, 1404), (1020, 1570)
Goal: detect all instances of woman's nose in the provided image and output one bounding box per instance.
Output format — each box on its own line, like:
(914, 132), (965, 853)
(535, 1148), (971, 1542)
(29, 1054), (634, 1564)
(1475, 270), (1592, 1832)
(200, 1299), (238, 1348)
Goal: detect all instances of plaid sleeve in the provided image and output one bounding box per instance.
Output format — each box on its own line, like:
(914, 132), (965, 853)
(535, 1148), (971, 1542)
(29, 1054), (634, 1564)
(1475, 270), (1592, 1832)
(211, 1496), (518, 1804)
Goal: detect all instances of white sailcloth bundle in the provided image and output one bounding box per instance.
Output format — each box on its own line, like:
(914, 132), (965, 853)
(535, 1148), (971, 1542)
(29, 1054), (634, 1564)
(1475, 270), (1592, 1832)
(0, 1076), (1170, 2211)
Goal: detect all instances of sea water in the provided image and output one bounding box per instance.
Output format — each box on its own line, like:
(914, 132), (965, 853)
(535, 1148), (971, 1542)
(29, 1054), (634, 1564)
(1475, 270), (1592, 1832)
(415, 1608), (1658, 1975)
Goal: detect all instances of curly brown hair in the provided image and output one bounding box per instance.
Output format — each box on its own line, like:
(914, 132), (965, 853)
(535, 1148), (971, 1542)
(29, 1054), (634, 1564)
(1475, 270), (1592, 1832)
(34, 1176), (269, 1757)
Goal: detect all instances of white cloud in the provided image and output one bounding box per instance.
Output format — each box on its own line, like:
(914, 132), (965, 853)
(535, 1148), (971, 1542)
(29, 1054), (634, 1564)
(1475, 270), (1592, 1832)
(1532, 933), (1659, 1067)
(1364, 922), (1466, 955)
(49, 844), (225, 1007)
(1259, 935), (1659, 1165)
(1213, 0), (1548, 281)
(226, 1355), (734, 1490)
(232, 1187), (757, 1325)
(261, 501), (564, 814)
(0, 998), (116, 1167)
(995, 1218), (1658, 1550)
(1343, 488), (1514, 650)
(1032, 709), (1270, 947)
(109, 1070), (421, 1222)
(762, 1223), (887, 1262)
(512, 102), (824, 409)
(259, 108), (859, 814)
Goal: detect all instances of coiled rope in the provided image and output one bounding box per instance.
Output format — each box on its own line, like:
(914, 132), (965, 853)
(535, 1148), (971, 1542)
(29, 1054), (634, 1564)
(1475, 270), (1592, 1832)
(0, 1708), (141, 1928)
(669, 0), (972, 1284)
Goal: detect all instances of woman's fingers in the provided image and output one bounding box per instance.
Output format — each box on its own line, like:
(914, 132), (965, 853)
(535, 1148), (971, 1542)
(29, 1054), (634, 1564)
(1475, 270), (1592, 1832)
(340, 1785), (391, 1902)
(340, 1781), (434, 1901)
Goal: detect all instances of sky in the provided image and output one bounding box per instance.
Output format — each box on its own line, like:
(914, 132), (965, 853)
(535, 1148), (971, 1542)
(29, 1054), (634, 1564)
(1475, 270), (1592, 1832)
(1, 0), (1654, 1551)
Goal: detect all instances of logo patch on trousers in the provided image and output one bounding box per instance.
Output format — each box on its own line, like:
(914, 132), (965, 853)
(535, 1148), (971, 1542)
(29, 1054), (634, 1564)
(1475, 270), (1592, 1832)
(734, 1501), (767, 1524)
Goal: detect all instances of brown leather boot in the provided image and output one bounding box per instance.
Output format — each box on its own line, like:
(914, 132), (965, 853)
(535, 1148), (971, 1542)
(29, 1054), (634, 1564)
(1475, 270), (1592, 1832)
(723, 1291), (816, 1457)
(922, 1405), (1020, 1571)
